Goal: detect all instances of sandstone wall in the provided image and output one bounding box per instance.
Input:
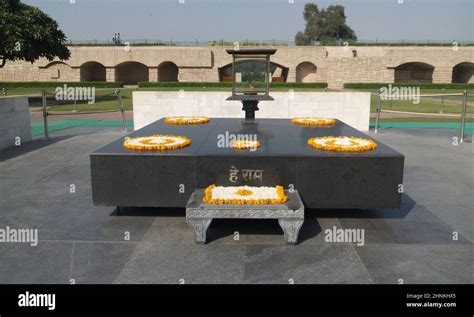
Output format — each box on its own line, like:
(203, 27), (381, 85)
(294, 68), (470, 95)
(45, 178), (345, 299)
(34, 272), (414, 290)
(0, 46), (472, 88)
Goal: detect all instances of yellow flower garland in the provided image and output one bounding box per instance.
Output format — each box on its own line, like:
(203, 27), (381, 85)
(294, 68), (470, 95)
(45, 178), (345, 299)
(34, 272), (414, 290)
(123, 134), (191, 151)
(230, 140), (261, 150)
(165, 116), (210, 125)
(235, 188), (253, 196)
(308, 136), (377, 152)
(291, 117), (336, 127)
(203, 184), (288, 205)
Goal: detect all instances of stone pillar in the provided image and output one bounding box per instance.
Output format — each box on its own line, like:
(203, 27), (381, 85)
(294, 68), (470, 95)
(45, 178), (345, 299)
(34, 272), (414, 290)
(386, 68), (396, 83)
(286, 68), (296, 83)
(0, 97), (32, 151)
(206, 69), (219, 82)
(106, 67), (116, 82)
(325, 60), (343, 89)
(149, 67), (158, 82)
(433, 67), (453, 83)
(177, 70), (185, 82)
(73, 68), (81, 82)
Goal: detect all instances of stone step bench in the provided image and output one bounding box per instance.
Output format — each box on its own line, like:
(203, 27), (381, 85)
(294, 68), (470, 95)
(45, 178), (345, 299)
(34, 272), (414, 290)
(185, 189), (305, 245)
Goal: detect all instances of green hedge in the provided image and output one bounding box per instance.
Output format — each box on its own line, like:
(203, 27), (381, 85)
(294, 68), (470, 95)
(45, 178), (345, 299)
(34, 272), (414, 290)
(344, 83), (474, 90)
(138, 82), (231, 88)
(271, 82), (327, 88)
(138, 82), (328, 89)
(0, 81), (123, 89)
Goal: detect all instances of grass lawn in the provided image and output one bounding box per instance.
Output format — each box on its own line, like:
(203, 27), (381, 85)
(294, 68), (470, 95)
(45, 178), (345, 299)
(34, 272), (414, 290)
(47, 89), (132, 112)
(353, 88), (474, 114)
(353, 88), (474, 98)
(370, 117), (474, 123)
(6, 87), (331, 112)
(2, 87), (47, 96)
(3, 86), (472, 115)
(369, 95), (474, 114)
(138, 87), (333, 92)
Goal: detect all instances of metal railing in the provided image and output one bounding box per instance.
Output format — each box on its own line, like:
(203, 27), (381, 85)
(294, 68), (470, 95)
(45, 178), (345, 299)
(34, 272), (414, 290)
(460, 91), (468, 143)
(65, 39), (474, 47)
(374, 91), (469, 143)
(40, 88), (129, 140)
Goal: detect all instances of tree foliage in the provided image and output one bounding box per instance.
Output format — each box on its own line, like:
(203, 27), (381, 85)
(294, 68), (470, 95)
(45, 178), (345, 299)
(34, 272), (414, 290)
(0, 0), (70, 68)
(295, 3), (357, 45)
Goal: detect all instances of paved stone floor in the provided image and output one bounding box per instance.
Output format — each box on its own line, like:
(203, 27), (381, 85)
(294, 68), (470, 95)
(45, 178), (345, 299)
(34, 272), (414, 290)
(0, 126), (472, 284)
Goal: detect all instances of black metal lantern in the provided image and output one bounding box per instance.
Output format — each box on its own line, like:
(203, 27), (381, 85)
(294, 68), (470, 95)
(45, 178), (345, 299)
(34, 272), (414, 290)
(226, 48), (277, 119)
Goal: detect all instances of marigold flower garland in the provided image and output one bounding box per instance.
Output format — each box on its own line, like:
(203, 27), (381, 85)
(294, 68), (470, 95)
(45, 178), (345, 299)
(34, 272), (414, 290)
(291, 117), (336, 127)
(307, 136), (377, 152)
(203, 184), (288, 205)
(123, 134), (191, 151)
(165, 116), (210, 125)
(230, 140), (261, 150)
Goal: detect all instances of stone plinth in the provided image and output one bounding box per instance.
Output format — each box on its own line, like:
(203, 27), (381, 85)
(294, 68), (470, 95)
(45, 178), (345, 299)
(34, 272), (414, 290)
(186, 189), (305, 244)
(90, 118), (404, 210)
(0, 96), (32, 151)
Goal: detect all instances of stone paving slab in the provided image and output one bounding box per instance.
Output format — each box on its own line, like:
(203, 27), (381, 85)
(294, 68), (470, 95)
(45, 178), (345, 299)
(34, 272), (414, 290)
(69, 242), (137, 284)
(337, 203), (471, 245)
(243, 244), (373, 284)
(426, 204), (474, 243)
(113, 242), (245, 284)
(0, 242), (73, 284)
(355, 244), (474, 284)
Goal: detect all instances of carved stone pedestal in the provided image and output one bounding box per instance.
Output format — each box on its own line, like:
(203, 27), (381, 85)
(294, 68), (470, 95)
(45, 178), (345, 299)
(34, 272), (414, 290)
(185, 189), (304, 245)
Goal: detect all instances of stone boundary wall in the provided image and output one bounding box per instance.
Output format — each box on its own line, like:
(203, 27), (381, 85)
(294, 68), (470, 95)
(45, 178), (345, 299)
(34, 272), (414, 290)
(0, 97), (32, 151)
(1, 46), (472, 88)
(133, 91), (371, 131)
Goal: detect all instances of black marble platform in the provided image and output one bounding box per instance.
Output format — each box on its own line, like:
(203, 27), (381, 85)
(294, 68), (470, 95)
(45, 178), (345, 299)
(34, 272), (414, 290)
(90, 118), (404, 209)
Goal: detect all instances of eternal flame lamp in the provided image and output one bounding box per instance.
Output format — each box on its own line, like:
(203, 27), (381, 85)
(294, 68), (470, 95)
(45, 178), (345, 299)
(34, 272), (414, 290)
(226, 48), (277, 119)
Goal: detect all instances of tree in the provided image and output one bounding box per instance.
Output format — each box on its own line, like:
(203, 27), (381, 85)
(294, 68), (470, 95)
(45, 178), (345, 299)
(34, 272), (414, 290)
(295, 31), (311, 46)
(295, 3), (357, 45)
(0, 0), (70, 68)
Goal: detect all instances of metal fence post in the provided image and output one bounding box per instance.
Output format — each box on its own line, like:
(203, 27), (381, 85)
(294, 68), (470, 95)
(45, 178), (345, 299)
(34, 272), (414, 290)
(374, 91), (382, 133)
(73, 98), (79, 113)
(118, 89), (128, 132)
(42, 90), (50, 140)
(460, 90), (468, 143)
(440, 88), (445, 114)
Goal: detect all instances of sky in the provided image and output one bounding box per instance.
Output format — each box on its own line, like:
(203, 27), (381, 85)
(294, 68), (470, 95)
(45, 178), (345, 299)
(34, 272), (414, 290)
(23, 0), (473, 43)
